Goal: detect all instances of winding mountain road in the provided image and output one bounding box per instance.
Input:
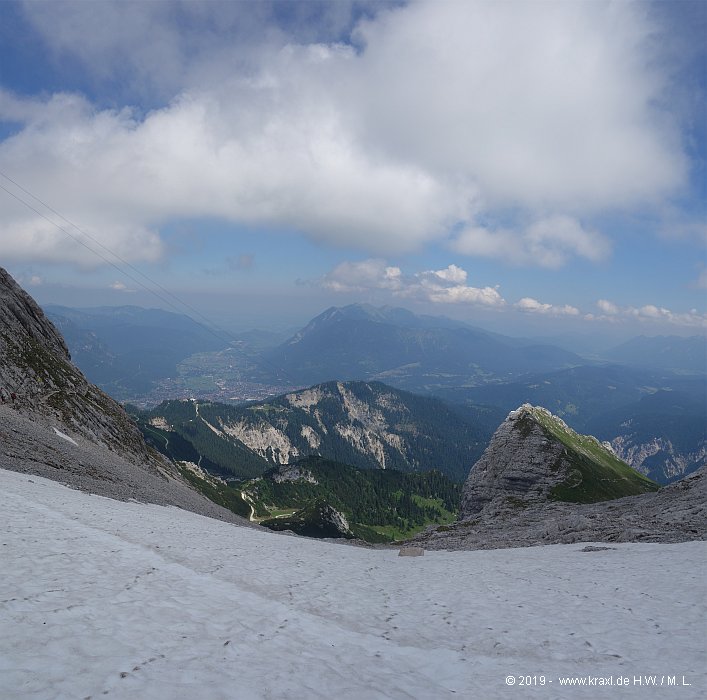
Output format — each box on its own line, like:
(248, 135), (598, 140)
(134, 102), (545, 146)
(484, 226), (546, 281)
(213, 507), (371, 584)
(240, 491), (256, 521)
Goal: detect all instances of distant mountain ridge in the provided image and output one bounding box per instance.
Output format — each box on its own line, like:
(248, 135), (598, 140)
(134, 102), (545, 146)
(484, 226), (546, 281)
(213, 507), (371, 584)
(263, 303), (584, 390)
(45, 305), (229, 398)
(604, 334), (706, 373)
(40, 300), (705, 487)
(444, 364), (706, 425)
(585, 390), (706, 483)
(441, 365), (706, 483)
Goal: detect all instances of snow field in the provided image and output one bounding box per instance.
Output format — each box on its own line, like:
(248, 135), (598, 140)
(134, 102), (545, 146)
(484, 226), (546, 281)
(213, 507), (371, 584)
(1, 467), (705, 699)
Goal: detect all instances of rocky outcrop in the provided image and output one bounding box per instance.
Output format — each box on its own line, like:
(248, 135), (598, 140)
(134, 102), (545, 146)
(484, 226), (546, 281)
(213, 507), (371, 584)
(413, 466), (706, 550)
(0, 267), (157, 468)
(461, 407), (568, 517)
(460, 404), (658, 519)
(0, 267), (69, 361)
(260, 499), (353, 539)
(411, 404), (704, 551)
(221, 417), (300, 465)
(268, 464), (319, 484)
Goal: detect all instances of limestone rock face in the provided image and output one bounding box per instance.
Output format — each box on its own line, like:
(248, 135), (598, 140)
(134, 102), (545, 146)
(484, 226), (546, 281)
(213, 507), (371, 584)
(610, 435), (706, 484)
(0, 267), (69, 362)
(269, 464), (319, 484)
(412, 466), (706, 551)
(410, 404), (703, 551)
(460, 406), (568, 518)
(144, 379), (484, 481)
(460, 404), (657, 520)
(319, 502), (352, 537)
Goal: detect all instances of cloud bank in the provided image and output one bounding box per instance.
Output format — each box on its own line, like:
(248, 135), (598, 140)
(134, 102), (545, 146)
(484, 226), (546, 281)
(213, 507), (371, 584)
(588, 299), (706, 328)
(320, 260), (705, 328)
(322, 260), (505, 308)
(452, 216), (611, 268)
(515, 297), (580, 316)
(0, 0), (686, 268)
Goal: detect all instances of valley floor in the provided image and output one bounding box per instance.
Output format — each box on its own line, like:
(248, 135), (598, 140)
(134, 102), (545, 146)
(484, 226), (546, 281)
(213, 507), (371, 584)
(1, 468), (705, 700)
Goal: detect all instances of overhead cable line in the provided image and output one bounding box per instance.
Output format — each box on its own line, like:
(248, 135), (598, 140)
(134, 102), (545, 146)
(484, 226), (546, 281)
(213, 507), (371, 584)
(0, 171), (227, 340)
(0, 172), (298, 386)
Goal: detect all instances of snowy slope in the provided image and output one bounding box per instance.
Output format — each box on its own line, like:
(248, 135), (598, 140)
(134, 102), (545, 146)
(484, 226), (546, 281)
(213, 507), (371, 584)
(1, 468), (705, 700)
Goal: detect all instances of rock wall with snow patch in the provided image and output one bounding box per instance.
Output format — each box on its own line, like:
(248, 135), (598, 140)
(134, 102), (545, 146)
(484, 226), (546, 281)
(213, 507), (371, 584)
(0, 267), (250, 524)
(0, 267), (158, 467)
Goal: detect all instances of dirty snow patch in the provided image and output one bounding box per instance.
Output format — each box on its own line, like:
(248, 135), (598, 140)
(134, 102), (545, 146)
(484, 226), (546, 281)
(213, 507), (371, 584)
(1, 468), (705, 700)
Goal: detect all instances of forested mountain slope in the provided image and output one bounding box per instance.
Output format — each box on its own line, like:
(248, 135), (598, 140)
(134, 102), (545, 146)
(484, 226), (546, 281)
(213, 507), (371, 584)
(133, 380), (499, 481)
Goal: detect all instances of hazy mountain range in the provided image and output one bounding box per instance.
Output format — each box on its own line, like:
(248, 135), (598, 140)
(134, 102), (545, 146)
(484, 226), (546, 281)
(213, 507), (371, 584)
(603, 334), (707, 373)
(261, 303), (585, 389)
(49, 301), (705, 484)
(49, 303), (706, 401)
(46, 305), (229, 397)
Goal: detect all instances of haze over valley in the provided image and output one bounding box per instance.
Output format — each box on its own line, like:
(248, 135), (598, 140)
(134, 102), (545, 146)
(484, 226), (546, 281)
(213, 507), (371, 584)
(45, 301), (705, 488)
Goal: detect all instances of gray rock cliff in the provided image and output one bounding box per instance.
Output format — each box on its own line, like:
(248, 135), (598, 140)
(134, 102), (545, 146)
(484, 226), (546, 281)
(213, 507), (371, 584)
(460, 404), (657, 519)
(411, 405), (704, 551)
(413, 466), (706, 550)
(461, 406), (569, 517)
(0, 267), (250, 524)
(0, 267), (155, 467)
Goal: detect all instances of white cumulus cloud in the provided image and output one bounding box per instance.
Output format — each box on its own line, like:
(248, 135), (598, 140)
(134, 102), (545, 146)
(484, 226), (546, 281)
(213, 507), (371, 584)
(321, 259), (403, 293)
(412, 266), (505, 307)
(597, 299), (620, 315)
(0, 0), (688, 267)
(109, 281), (135, 292)
(321, 261), (505, 308)
(515, 297), (580, 316)
(588, 299), (706, 328)
(452, 216), (611, 268)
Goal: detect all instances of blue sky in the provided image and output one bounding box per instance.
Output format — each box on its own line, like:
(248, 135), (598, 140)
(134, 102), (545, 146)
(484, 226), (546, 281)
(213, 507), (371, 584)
(0, 0), (705, 337)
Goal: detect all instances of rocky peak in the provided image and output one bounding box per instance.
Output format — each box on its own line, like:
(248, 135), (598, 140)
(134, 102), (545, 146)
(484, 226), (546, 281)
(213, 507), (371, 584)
(0, 267), (70, 365)
(460, 404), (658, 519)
